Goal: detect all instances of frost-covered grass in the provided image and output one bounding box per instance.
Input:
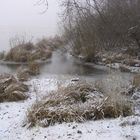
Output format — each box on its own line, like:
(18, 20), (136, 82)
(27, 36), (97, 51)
(27, 81), (132, 127)
(0, 76), (140, 140)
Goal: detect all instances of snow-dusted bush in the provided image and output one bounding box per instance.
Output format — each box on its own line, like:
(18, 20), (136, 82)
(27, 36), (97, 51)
(27, 81), (132, 127)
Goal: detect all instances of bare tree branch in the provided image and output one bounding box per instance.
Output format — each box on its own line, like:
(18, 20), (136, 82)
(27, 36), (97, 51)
(35, 0), (48, 14)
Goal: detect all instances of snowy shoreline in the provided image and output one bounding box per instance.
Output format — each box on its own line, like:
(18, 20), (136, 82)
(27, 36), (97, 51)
(0, 59), (51, 65)
(0, 77), (140, 140)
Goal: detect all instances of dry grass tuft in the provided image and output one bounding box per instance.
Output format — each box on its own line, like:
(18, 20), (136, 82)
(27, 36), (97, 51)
(133, 74), (140, 88)
(0, 91), (28, 102)
(27, 81), (132, 127)
(102, 94), (132, 118)
(5, 42), (34, 62)
(0, 73), (29, 102)
(4, 38), (52, 62)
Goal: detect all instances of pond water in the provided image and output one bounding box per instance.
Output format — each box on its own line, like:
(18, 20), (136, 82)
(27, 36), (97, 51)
(0, 50), (133, 82)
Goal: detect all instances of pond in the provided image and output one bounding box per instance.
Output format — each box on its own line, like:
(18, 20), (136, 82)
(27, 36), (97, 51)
(0, 50), (133, 82)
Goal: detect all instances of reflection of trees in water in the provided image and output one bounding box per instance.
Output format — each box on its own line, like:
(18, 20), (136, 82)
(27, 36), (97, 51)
(6, 64), (18, 70)
(0, 51), (108, 76)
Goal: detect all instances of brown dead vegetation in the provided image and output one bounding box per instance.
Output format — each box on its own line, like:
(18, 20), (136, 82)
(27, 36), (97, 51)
(27, 82), (132, 127)
(0, 74), (29, 102)
(28, 62), (40, 76)
(16, 62), (40, 81)
(4, 40), (52, 63)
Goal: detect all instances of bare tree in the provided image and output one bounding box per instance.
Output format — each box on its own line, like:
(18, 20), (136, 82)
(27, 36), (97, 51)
(35, 0), (48, 14)
(61, 0), (140, 61)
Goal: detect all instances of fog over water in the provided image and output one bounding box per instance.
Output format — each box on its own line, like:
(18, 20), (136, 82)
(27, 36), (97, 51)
(0, 0), (59, 51)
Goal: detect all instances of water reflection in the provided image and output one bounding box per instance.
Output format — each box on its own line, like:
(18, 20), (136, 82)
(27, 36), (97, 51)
(0, 64), (17, 74)
(0, 51), (110, 78)
(40, 51), (109, 76)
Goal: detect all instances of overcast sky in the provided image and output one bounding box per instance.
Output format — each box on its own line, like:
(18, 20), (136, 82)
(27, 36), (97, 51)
(0, 0), (60, 33)
(0, 0), (60, 50)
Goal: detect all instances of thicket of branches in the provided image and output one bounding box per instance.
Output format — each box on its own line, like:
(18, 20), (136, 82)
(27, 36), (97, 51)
(61, 0), (140, 61)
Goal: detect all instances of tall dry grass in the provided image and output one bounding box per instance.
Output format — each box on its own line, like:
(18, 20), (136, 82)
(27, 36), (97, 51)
(4, 36), (53, 62)
(5, 42), (34, 62)
(27, 80), (132, 127)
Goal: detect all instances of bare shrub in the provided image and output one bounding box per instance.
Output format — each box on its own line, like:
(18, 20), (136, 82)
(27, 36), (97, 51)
(61, 0), (140, 61)
(27, 81), (132, 127)
(63, 17), (98, 62)
(125, 48), (139, 56)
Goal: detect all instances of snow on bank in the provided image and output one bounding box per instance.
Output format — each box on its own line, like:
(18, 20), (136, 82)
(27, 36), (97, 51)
(0, 77), (140, 140)
(106, 63), (140, 73)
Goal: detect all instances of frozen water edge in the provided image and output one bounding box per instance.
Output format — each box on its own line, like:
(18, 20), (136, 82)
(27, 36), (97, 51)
(0, 77), (140, 140)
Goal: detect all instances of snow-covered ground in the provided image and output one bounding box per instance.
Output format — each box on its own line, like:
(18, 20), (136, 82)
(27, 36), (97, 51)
(0, 77), (140, 140)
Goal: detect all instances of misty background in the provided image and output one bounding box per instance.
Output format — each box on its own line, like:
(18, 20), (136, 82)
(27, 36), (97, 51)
(0, 0), (60, 51)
